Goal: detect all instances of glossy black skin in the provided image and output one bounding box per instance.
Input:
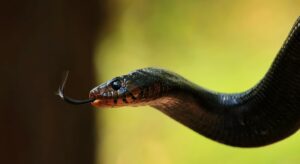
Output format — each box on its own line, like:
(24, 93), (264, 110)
(60, 17), (300, 147)
(121, 17), (300, 147)
(149, 17), (300, 147)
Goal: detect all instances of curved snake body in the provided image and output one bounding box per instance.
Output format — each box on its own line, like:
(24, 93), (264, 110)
(59, 17), (300, 147)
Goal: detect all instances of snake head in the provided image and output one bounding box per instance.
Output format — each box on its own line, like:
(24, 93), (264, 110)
(89, 76), (140, 107)
(89, 68), (172, 107)
(58, 68), (177, 107)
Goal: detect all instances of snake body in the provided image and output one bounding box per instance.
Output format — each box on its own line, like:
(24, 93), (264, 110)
(59, 17), (300, 147)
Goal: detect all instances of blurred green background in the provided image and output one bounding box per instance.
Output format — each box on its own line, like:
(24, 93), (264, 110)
(94, 0), (300, 164)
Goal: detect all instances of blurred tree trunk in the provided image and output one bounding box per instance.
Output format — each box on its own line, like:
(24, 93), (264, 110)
(0, 0), (110, 164)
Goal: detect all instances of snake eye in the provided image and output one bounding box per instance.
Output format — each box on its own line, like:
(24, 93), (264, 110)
(111, 80), (122, 90)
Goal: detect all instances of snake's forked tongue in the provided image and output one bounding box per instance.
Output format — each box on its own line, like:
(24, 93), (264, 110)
(57, 71), (95, 105)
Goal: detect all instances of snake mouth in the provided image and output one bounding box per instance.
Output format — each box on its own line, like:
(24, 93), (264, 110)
(88, 76), (148, 107)
(89, 87), (140, 107)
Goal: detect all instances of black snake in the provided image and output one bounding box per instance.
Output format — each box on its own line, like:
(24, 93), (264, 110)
(58, 17), (300, 147)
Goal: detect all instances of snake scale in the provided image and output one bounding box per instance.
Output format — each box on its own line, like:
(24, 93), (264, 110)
(59, 17), (300, 147)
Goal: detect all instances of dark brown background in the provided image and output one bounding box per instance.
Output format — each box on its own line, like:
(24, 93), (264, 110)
(0, 0), (112, 163)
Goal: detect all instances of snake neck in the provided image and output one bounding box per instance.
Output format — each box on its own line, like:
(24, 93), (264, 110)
(149, 82), (256, 147)
(149, 78), (300, 147)
(149, 17), (300, 147)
